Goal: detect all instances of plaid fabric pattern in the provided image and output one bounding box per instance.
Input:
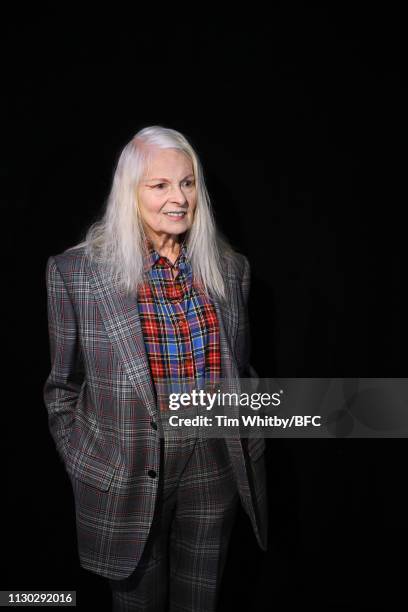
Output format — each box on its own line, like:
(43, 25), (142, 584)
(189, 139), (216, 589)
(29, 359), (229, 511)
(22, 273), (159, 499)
(43, 243), (268, 582)
(108, 436), (239, 611)
(137, 237), (221, 411)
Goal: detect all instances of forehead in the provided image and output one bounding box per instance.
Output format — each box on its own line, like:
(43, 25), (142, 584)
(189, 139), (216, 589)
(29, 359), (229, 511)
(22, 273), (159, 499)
(143, 148), (193, 179)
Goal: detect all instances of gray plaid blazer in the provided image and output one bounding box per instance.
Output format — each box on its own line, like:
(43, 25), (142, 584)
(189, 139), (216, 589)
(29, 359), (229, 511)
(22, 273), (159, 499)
(43, 244), (268, 580)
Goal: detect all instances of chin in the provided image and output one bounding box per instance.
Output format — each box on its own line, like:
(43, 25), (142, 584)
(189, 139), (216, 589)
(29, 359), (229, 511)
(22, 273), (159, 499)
(163, 223), (189, 232)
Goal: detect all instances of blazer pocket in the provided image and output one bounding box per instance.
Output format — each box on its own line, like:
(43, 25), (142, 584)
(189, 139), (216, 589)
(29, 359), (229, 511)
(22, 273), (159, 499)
(66, 441), (122, 491)
(247, 437), (266, 462)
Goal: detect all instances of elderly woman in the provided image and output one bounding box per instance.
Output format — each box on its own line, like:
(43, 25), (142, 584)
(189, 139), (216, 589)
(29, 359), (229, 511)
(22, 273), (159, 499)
(44, 125), (268, 612)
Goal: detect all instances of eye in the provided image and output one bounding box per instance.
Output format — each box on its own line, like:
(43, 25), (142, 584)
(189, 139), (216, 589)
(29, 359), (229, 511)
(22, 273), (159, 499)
(152, 180), (195, 189)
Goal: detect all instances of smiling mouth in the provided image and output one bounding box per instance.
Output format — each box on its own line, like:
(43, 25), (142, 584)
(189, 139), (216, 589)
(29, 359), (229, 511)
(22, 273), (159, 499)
(164, 211), (187, 217)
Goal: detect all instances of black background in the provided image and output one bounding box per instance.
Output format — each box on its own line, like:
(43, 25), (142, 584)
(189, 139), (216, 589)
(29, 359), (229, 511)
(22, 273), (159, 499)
(4, 2), (406, 610)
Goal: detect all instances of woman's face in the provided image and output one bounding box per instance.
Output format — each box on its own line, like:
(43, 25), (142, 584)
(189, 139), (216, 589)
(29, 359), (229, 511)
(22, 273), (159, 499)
(137, 148), (197, 243)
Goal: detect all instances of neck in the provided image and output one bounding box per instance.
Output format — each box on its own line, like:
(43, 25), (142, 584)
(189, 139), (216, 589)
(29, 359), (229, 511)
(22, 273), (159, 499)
(146, 233), (184, 262)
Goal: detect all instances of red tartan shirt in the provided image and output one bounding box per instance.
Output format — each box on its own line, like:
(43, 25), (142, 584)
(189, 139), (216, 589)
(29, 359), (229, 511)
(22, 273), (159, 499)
(137, 237), (221, 412)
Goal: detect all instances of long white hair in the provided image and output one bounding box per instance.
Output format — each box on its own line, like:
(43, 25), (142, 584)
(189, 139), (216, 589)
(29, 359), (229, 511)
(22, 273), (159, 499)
(70, 125), (234, 302)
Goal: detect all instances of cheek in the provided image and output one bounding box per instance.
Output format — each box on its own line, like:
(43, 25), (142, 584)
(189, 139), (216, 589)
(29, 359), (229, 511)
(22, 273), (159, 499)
(144, 208), (164, 228)
(148, 203), (163, 215)
(139, 196), (162, 217)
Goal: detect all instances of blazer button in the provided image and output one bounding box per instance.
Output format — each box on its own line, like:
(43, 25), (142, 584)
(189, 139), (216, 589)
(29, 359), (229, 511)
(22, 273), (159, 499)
(148, 469), (157, 479)
(150, 420), (158, 430)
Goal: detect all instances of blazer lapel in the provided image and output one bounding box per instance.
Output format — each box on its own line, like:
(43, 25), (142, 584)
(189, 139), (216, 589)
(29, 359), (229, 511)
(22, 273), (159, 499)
(87, 259), (158, 419)
(86, 253), (239, 418)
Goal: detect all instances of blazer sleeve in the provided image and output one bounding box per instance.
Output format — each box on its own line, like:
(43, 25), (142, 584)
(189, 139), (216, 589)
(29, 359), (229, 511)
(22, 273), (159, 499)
(43, 256), (85, 465)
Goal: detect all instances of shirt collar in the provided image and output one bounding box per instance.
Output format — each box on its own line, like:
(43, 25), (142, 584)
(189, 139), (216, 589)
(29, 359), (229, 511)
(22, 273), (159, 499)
(142, 235), (188, 273)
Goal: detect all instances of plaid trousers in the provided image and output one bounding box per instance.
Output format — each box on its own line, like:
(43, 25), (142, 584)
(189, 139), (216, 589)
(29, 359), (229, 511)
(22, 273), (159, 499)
(108, 433), (239, 612)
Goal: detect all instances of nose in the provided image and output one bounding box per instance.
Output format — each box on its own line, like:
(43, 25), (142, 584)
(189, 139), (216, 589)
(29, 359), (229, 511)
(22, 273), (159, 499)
(169, 184), (188, 206)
